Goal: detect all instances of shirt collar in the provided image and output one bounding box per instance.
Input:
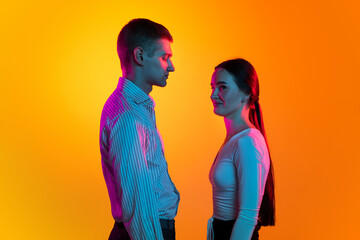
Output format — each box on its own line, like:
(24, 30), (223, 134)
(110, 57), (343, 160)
(117, 77), (155, 107)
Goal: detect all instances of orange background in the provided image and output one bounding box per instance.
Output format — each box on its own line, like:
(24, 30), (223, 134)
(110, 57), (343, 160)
(1, 0), (360, 239)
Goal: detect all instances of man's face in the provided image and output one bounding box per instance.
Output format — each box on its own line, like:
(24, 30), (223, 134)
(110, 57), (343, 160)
(143, 38), (175, 87)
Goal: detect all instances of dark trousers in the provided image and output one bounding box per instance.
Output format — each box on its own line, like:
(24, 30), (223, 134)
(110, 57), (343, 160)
(108, 219), (175, 240)
(213, 218), (261, 240)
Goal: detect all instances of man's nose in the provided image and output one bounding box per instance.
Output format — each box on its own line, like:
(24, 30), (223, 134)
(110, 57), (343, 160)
(168, 60), (175, 72)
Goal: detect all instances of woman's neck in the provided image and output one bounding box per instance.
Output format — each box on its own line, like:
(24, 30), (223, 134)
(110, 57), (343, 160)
(224, 111), (255, 140)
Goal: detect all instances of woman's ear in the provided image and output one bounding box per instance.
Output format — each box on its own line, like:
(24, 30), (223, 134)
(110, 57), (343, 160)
(241, 94), (251, 103)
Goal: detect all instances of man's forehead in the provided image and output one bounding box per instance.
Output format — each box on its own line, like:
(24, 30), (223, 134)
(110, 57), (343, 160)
(153, 38), (172, 54)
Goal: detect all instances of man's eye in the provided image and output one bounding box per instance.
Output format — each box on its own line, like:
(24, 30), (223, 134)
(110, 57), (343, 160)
(163, 56), (169, 60)
(220, 86), (226, 90)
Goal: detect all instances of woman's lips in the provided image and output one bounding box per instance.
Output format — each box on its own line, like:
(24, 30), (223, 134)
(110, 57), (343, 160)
(212, 102), (222, 107)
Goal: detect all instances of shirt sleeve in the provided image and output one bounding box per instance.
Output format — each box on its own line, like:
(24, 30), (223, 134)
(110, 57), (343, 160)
(230, 135), (267, 240)
(109, 112), (164, 240)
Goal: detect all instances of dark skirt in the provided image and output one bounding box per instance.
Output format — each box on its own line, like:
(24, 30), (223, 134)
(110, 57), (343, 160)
(213, 218), (261, 240)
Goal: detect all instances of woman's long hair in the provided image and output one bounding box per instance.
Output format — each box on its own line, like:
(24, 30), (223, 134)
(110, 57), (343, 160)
(215, 58), (275, 226)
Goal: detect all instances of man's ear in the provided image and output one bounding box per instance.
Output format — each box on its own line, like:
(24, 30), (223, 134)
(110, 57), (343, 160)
(133, 47), (144, 65)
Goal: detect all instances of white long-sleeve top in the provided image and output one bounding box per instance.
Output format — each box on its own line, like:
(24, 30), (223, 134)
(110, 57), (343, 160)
(209, 128), (270, 240)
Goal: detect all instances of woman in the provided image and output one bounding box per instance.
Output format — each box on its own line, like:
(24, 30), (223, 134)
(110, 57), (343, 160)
(208, 59), (275, 240)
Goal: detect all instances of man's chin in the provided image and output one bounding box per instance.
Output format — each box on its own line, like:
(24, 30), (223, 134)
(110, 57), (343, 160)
(155, 80), (167, 87)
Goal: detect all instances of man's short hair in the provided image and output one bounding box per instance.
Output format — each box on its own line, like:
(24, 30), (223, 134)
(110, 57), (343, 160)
(117, 18), (173, 70)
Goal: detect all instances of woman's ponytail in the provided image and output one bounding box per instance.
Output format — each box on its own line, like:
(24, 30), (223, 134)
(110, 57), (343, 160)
(250, 100), (275, 226)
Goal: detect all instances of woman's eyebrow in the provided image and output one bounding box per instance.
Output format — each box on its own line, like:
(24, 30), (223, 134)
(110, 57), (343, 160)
(216, 81), (227, 85)
(211, 81), (228, 87)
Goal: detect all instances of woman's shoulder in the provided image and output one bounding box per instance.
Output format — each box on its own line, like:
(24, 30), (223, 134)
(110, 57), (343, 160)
(231, 128), (269, 162)
(232, 128), (266, 147)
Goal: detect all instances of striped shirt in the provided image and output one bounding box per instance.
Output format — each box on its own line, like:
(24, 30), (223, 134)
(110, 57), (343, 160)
(100, 77), (180, 240)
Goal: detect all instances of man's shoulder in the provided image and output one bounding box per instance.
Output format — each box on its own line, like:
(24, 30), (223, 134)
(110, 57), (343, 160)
(101, 88), (148, 131)
(102, 88), (132, 119)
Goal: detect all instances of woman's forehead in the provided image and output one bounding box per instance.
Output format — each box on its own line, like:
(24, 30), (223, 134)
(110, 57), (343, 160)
(211, 68), (235, 84)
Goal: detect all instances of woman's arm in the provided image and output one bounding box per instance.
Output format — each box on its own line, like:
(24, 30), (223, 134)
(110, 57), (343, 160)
(230, 135), (269, 240)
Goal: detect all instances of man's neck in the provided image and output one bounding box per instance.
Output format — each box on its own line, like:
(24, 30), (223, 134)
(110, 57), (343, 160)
(123, 71), (152, 95)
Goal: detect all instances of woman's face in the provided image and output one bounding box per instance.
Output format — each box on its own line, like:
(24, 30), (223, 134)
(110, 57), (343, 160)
(210, 68), (248, 118)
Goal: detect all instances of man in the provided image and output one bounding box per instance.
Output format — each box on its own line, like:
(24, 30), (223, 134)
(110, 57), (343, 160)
(99, 19), (180, 240)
